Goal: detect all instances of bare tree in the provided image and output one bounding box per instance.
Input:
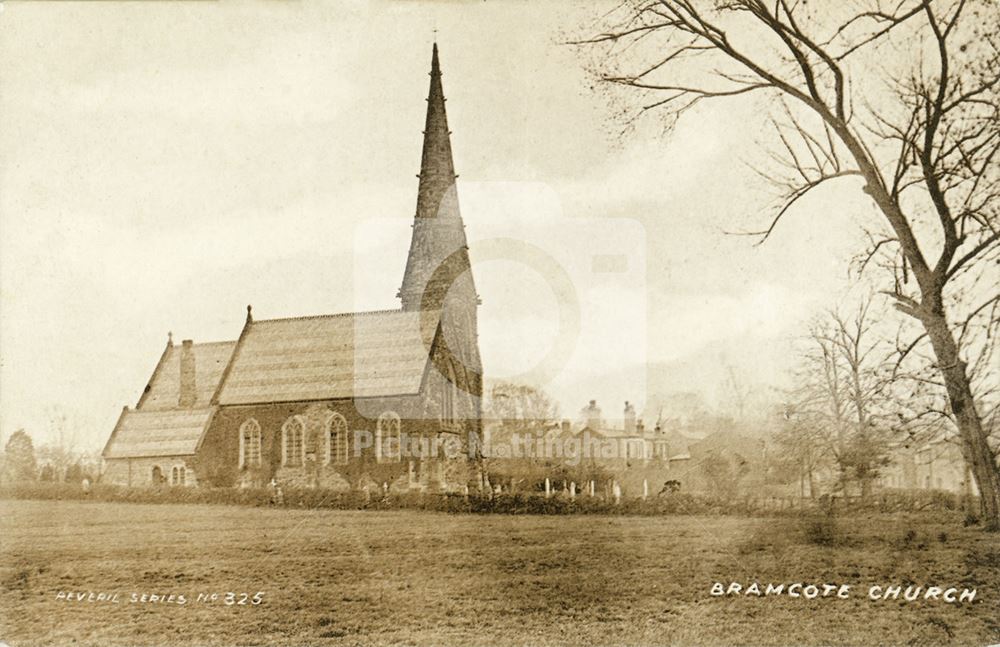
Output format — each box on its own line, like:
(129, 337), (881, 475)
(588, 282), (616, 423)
(785, 301), (892, 498)
(36, 407), (81, 482)
(773, 403), (826, 498)
(481, 381), (562, 491)
(484, 381), (561, 435)
(720, 364), (761, 424)
(574, 0), (1000, 527)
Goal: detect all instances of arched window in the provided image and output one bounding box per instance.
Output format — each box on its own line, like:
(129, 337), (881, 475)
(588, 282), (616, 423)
(377, 412), (401, 462)
(171, 465), (187, 486)
(282, 416), (306, 467)
(239, 418), (262, 469)
(151, 465), (163, 485)
(326, 412), (348, 465)
(441, 362), (458, 426)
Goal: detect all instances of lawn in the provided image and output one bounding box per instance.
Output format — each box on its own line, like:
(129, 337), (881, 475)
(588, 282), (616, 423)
(0, 499), (997, 646)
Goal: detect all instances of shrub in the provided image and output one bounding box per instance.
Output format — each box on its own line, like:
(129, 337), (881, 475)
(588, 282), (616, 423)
(803, 514), (839, 547)
(0, 481), (979, 519)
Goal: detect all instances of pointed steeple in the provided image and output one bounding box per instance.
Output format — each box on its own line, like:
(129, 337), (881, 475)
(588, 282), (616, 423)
(399, 42), (483, 426)
(415, 43), (459, 221)
(399, 43), (474, 312)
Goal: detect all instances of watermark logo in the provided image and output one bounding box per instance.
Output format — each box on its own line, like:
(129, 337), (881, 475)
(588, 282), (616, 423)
(343, 428), (650, 467)
(352, 180), (647, 420)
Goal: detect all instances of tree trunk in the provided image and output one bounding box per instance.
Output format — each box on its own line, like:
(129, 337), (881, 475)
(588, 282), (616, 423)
(851, 150), (999, 529)
(923, 308), (1000, 530)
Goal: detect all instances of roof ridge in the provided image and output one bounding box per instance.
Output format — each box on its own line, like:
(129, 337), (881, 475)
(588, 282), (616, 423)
(253, 308), (440, 324)
(126, 405), (217, 415)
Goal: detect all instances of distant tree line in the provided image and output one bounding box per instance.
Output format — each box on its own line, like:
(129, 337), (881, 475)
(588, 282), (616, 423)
(1, 428), (95, 484)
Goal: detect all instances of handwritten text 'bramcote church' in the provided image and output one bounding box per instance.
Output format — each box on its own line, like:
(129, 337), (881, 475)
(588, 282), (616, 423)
(711, 582), (977, 604)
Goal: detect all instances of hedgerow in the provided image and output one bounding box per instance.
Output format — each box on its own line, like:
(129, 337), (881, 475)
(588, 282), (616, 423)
(0, 482), (974, 517)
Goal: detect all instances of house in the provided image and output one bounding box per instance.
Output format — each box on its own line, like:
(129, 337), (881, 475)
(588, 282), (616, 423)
(880, 433), (978, 495)
(101, 44), (483, 493)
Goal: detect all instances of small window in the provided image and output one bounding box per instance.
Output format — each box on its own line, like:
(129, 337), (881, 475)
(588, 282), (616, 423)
(283, 416), (306, 467)
(170, 465), (187, 486)
(326, 412), (348, 465)
(377, 412), (401, 462)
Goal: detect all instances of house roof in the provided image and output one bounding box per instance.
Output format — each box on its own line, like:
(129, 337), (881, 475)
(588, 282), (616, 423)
(138, 341), (236, 411)
(688, 431), (765, 459)
(578, 424), (651, 440)
(103, 407), (215, 458)
(216, 309), (441, 405)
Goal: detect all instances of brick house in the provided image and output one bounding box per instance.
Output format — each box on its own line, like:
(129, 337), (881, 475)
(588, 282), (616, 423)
(102, 44), (483, 492)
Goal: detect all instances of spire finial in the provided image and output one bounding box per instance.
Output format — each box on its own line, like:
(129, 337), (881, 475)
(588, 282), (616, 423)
(246, 304), (253, 324)
(167, 331), (173, 346)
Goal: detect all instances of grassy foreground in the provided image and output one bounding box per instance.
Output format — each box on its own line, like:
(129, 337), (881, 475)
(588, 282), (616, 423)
(0, 499), (997, 646)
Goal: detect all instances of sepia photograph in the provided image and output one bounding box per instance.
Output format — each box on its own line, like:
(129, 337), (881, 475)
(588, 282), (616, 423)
(1, 1), (998, 645)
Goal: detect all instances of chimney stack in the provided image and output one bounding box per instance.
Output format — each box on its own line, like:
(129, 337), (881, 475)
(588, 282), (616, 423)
(624, 401), (636, 435)
(179, 339), (196, 408)
(583, 399), (602, 431)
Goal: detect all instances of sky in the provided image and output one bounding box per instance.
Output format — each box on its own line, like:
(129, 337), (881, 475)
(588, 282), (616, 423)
(0, 1), (877, 451)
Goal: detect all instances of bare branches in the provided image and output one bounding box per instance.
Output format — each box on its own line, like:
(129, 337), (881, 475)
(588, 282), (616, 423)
(828, 2), (929, 62)
(948, 231), (1000, 280)
(576, 0), (998, 293)
(574, 0), (1000, 520)
(783, 302), (897, 494)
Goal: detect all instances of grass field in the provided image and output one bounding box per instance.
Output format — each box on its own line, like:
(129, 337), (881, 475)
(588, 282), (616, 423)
(1, 500), (998, 646)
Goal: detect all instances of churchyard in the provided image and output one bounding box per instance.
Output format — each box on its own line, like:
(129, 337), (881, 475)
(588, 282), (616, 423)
(1, 499), (997, 646)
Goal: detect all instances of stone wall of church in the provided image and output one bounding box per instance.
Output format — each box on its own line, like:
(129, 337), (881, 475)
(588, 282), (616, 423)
(194, 395), (470, 491)
(101, 456), (198, 488)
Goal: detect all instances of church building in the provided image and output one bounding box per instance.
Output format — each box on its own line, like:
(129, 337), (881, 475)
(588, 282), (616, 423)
(101, 44), (483, 492)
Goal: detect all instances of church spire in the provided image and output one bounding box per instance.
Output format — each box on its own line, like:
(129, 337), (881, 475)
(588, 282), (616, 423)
(398, 43), (474, 312)
(415, 43), (459, 221)
(399, 42), (483, 423)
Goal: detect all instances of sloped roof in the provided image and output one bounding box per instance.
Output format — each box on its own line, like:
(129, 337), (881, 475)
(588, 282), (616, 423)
(578, 424), (650, 440)
(138, 341), (236, 410)
(103, 408), (215, 458)
(216, 309), (440, 405)
(688, 431), (765, 459)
